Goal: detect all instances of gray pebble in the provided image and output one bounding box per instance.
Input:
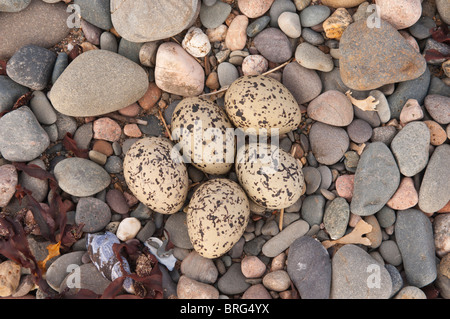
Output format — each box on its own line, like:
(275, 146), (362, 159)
(301, 194), (325, 226)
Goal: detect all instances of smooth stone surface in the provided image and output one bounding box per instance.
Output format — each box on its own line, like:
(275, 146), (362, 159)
(295, 42), (333, 72)
(182, 27), (211, 58)
(262, 270), (290, 292)
(217, 62), (239, 87)
(247, 16), (271, 37)
(301, 28), (324, 45)
(111, 0), (199, 42)
(177, 276), (219, 299)
(60, 263), (111, 296)
(330, 244), (392, 299)
(51, 52), (68, 84)
(434, 214), (450, 258)
(307, 90), (354, 127)
(0, 0), (70, 59)
(287, 236), (331, 299)
(50, 50), (149, 117)
(254, 28), (292, 64)
(321, 0), (365, 8)
(269, 0), (297, 28)
(375, 0), (422, 30)
(300, 5), (330, 27)
(379, 240), (402, 267)
(323, 197), (350, 240)
(6, 45), (56, 91)
(282, 62), (322, 105)
(0, 0), (31, 12)
(45, 251), (85, 292)
(390, 121), (430, 177)
(278, 11), (301, 38)
(217, 263), (251, 295)
(200, 0), (231, 29)
(346, 119), (372, 143)
(0, 106), (49, 162)
(339, 19), (427, 91)
(73, 0), (112, 30)
(309, 122), (349, 166)
(225, 15), (248, 51)
(350, 142), (400, 216)
(100, 32), (118, 52)
(386, 177), (418, 211)
(164, 212), (194, 250)
(29, 91), (57, 125)
(239, 0), (274, 19)
(301, 194), (325, 226)
(19, 159), (48, 203)
(436, 0), (450, 24)
(155, 42), (205, 97)
(418, 144), (450, 214)
(262, 220), (310, 258)
(395, 209), (437, 287)
(118, 38), (143, 64)
(0, 164), (18, 207)
(75, 197), (111, 233)
(0, 75), (29, 113)
(181, 250), (218, 284)
(54, 158), (111, 197)
(424, 94), (450, 125)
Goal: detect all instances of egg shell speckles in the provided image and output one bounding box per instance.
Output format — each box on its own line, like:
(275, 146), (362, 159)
(123, 137), (189, 215)
(235, 143), (305, 209)
(187, 178), (250, 259)
(171, 97), (236, 175)
(225, 75), (302, 135)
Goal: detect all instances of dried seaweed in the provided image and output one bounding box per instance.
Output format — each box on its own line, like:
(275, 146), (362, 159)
(62, 132), (89, 159)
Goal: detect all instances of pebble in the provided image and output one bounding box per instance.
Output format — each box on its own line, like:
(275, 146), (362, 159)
(323, 8), (352, 40)
(301, 28), (324, 45)
(92, 140), (113, 157)
(323, 197), (350, 240)
(6, 44), (56, 90)
(399, 99), (424, 124)
(56, 112), (77, 140)
(424, 120), (447, 146)
(295, 42), (333, 72)
(241, 256), (267, 278)
(307, 90), (354, 127)
(50, 50), (149, 117)
(182, 27), (211, 58)
(346, 119), (372, 144)
(155, 42), (205, 97)
(254, 27), (292, 63)
(434, 214), (450, 258)
(262, 220), (310, 258)
(0, 260), (21, 297)
(111, 0), (199, 42)
(330, 244), (392, 299)
(100, 32), (118, 53)
(0, 75), (29, 113)
(424, 94), (450, 125)
(321, 0), (365, 7)
(51, 52), (68, 84)
(177, 275), (219, 299)
(436, 0), (450, 24)
(242, 55), (268, 76)
(118, 38), (143, 64)
(81, 19), (101, 46)
(278, 11), (301, 38)
(287, 236), (331, 299)
(116, 217), (141, 241)
(282, 62), (322, 105)
(419, 144), (450, 214)
(396, 209), (437, 287)
(60, 263), (111, 297)
(242, 284), (272, 299)
(269, 0), (297, 28)
(199, 0), (231, 29)
(217, 263), (251, 295)
(239, 0), (274, 18)
(19, 159), (48, 203)
(376, 206), (396, 228)
(391, 121), (430, 177)
(302, 166), (321, 195)
(351, 142), (400, 216)
(371, 125), (397, 146)
(394, 286), (427, 299)
(376, 0), (422, 30)
(262, 270), (290, 292)
(119, 103), (142, 118)
(73, 123), (93, 150)
(217, 62), (239, 87)
(0, 0), (70, 59)
(378, 240), (402, 267)
(247, 16), (271, 38)
(386, 177), (418, 211)
(54, 158), (110, 197)
(123, 124), (142, 138)
(369, 90), (391, 124)
(45, 251), (85, 292)
(181, 251), (218, 284)
(300, 5), (330, 27)
(106, 189), (129, 215)
(339, 19), (426, 91)
(301, 195), (325, 226)
(309, 122), (349, 166)
(409, 16), (436, 40)
(0, 0), (31, 12)
(74, 0), (113, 30)
(0, 106), (50, 162)
(93, 118), (122, 142)
(0, 164), (18, 207)
(164, 212), (194, 250)
(75, 197), (111, 233)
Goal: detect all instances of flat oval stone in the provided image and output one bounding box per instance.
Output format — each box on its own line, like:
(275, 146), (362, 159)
(0, 0), (70, 59)
(287, 236), (331, 299)
(54, 158), (111, 197)
(282, 62), (322, 105)
(424, 94), (450, 125)
(295, 42), (334, 72)
(46, 251), (85, 292)
(330, 244), (392, 299)
(339, 19), (427, 91)
(49, 50), (149, 117)
(200, 0), (231, 29)
(238, 0), (274, 18)
(111, 0), (199, 42)
(254, 27), (292, 64)
(155, 42), (205, 96)
(375, 0), (422, 30)
(262, 220), (310, 258)
(396, 209), (437, 287)
(309, 122), (349, 166)
(307, 90), (354, 127)
(418, 144), (450, 213)
(0, 106), (50, 162)
(323, 197), (350, 240)
(75, 197), (111, 233)
(350, 142), (400, 216)
(391, 121), (430, 177)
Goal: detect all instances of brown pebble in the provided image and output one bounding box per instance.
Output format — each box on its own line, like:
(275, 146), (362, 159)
(92, 140), (113, 156)
(138, 82), (162, 111)
(424, 120), (447, 146)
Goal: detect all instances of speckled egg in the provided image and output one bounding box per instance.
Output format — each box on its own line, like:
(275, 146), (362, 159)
(225, 75), (302, 135)
(235, 142), (305, 209)
(123, 137), (188, 215)
(171, 97), (236, 175)
(187, 178), (250, 259)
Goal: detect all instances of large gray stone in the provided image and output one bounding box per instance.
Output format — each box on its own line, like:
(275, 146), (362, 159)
(49, 50), (148, 117)
(287, 236), (331, 299)
(111, 0), (200, 42)
(395, 209), (437, 287)
(418, 144), (450, 213)
(0, 0), (70, 59)
(0, 106), (49, 162)
(350, 142), (400, 216)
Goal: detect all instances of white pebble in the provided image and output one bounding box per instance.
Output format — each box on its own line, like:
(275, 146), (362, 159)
(182, 27), (211, 58)
(116, 217), (141, 241)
